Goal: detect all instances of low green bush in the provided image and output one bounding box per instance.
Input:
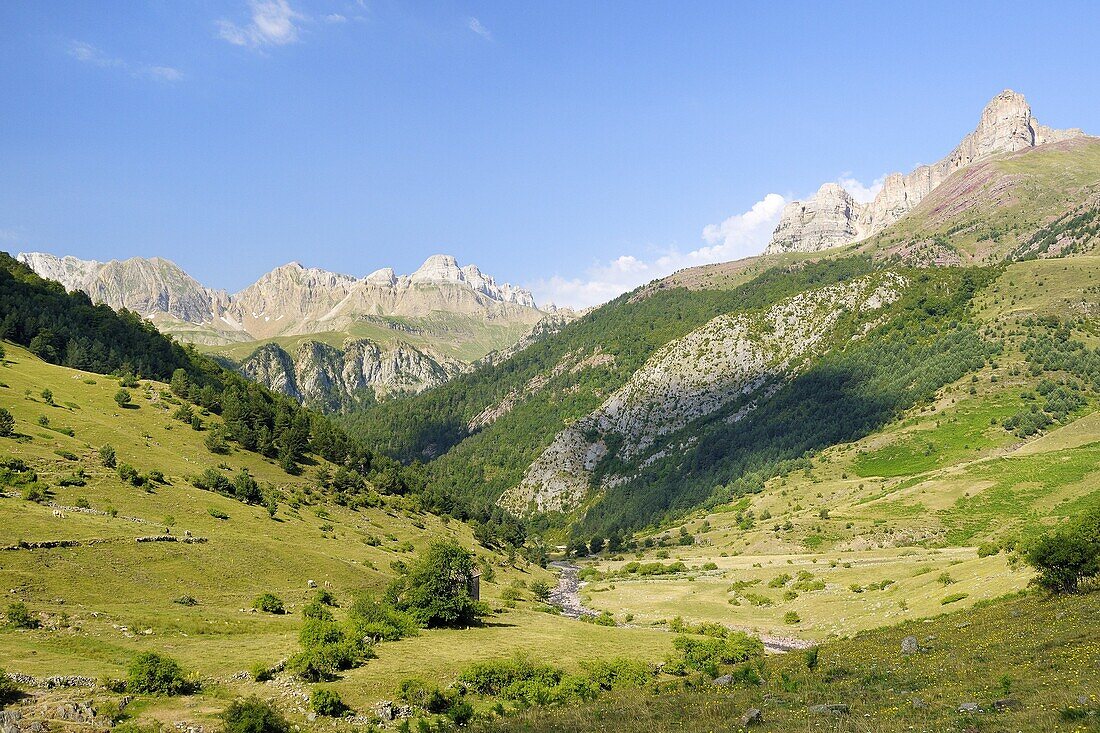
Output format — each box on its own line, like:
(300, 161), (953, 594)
(6, 602), (37, 629)
(253, 593), (285, 614)
(310, 688), (348, 717)
(126, 652), (191, 695)
(221, 697), (289, 733)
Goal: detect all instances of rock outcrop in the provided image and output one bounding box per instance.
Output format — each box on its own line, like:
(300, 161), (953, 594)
(766, 90), (1086, 254)
(240, 338), (467, 411)
(500, 273), (908, 512)
(16, 252), (232, 327)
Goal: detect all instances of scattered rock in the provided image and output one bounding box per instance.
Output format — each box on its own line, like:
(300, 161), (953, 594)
(993, 698), (1022, 712)
(911, 697), (928, 709)
(307, 580), (317, 588)
(901, 635), (919, 654)
(712, 674), (734, 686)
(52, 702), (97, 724)
(958, 702), (981, 713)
(0, 710), (23, 733)
(738, 708), (763, 726)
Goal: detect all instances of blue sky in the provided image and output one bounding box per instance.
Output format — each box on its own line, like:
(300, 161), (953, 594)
(2, 2), (1098, 307)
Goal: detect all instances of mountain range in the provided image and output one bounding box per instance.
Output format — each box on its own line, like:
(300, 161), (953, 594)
(766, 89), (1085, 254)
(343, 89), (1099, 537)
(16, 252), (554, 409)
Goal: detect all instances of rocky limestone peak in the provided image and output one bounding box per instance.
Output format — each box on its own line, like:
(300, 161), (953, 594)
(410, 254), (464, 284)
(17, 252), (102, 291)
(768, 183), (864, 254)
(365, 267), (397, 285)
(766, 90), (1087, 255)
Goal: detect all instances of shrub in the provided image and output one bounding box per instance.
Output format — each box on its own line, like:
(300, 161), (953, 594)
(0, 408), (13, 437)
(114, 389), (132, 408)
(669, 632), (763, 676)
(126, 652), (190, 695)
(347, 593), (419, 641)
(1026, 504), (1100, 593)
(253, 593), (285, 614)
(385, 540), (486, 628)
(118, 463), (144, 487)
(941, 592), (969, 605)
(581, 610), (617, 626)
(251, 662), (273, 682)
(288, 616), (371, 682)
(99, 444), (117, 468)
(41, 388), (53, 405)
(6, 602), (37, 629)
(783, 611), (801, 624)
(208, 507), (229, 520)
(530, 579), (552, 602)
(804, 647), (819, 671)
(173, 595), (199, 606)
(204, 429), (230, 454)
(221, 697), (289, 733)
(459, 656), (563, 697)
(0, 666), (20, 706)
(310, 688), (348, 717)
(580, 658), (652, 690)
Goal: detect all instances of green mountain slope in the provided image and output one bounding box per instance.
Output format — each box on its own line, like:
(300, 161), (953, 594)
(344, 138), (1100, 543)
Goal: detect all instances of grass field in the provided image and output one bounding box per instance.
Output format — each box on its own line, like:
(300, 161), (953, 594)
(474, 590), (1100, 733)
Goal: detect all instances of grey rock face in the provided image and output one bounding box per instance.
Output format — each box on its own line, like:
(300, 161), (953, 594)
(901, 635), (919, 654)
(766, 90), (1086, 254)
(16, 253), (542, 342)
(240, 338), (467, 411)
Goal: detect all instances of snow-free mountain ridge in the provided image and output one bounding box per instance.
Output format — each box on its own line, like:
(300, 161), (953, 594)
(766, 90), (1086, 254)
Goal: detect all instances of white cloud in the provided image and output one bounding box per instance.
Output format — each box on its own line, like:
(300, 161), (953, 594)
(530, 193), (786, 309)
(324, 13), (348, 23)
(837, 174), (886, 204)
(67, 41), (182, 82)
(218, 0), (302, 48)
(467, 17), (492, 40)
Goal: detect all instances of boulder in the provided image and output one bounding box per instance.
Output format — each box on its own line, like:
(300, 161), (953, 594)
(712, 674), (734, 686)
(993, 698), (1023, 712)
(738, 708), (763, 726)
(901, 635), (919, 654)
(958, 702), (981, 713)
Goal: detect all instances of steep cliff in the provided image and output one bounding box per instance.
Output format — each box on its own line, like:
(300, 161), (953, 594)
(239, 338), (467, 412)
(765, 90), (1086, 254)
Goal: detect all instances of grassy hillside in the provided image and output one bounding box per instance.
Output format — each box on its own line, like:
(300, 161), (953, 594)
(473, 590), (1100, 733)
(0, 343), (676, 726)
(858, 137), (1100, 264)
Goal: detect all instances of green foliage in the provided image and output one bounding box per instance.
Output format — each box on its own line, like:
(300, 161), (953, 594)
(386, 540), (486, 628)
(288, 615), (372, 682)
(310, 688), (348, 717)
(668, 631), (763, 676)
(126, 652), (190, 695)
(0, 408), (13, 437)
(347, 593), (420, 641)
(1026, 503), (1100, 593)
(530, 579), (551, 602)
(6, 602), (36, 629)
(99, 443), (117, 468)
(252, 593), (285, 614)
(114, 389), (132, 407)
(579, 267), (1000, 535)
(221, 697), (289, 733)
(0, 666), (20, 707)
